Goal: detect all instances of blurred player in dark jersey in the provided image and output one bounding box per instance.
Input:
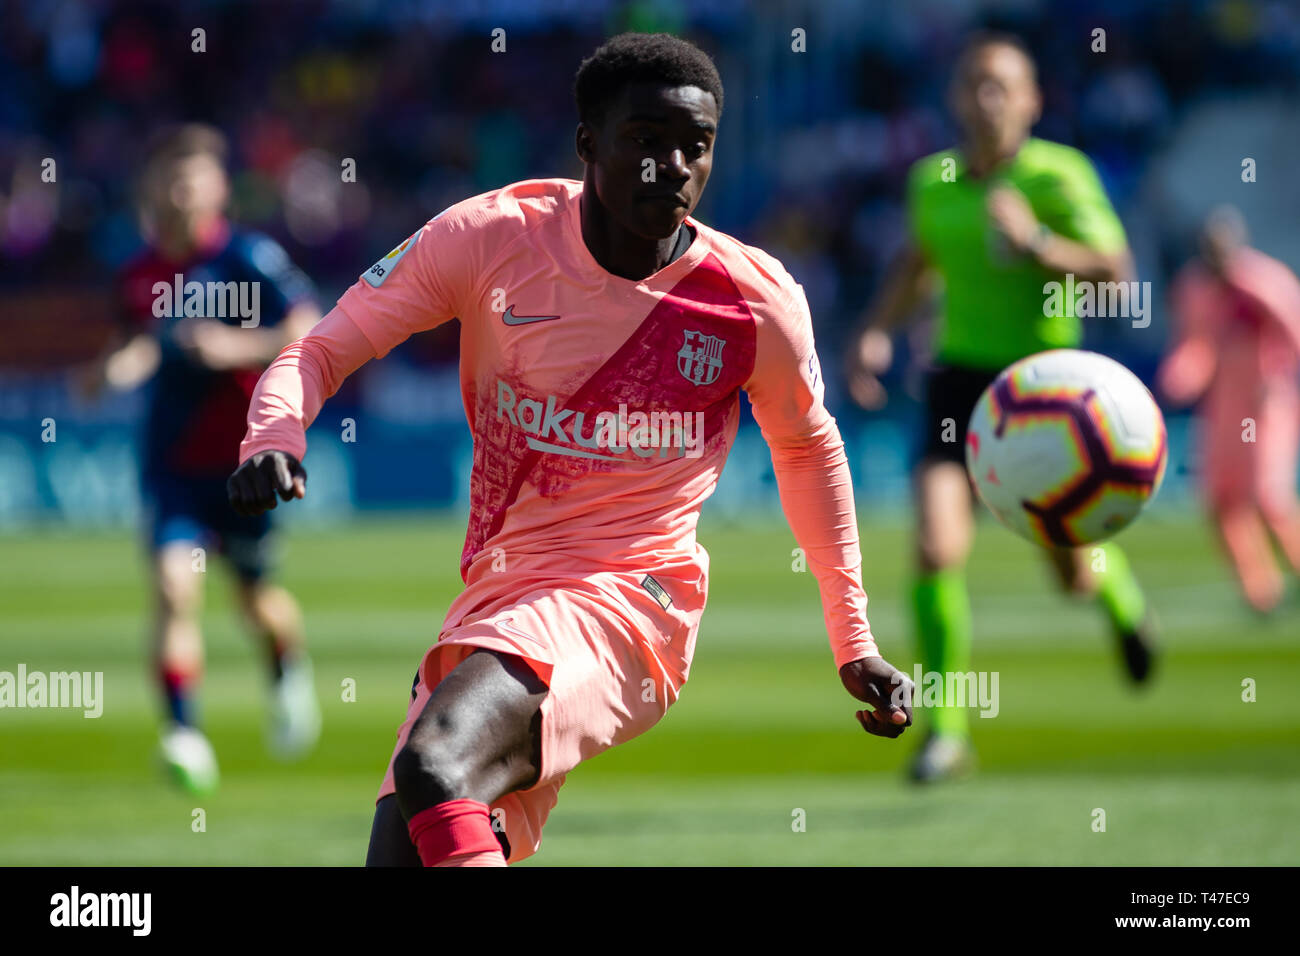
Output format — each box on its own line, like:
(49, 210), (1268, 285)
(83, 124), (322, 793)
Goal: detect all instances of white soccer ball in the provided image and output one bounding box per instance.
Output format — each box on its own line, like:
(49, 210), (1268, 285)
(965, 349), (1168, 547)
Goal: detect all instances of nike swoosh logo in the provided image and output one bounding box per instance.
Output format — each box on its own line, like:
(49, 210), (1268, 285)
(503, 306), (561, 326)
(497, 618), (547, 647)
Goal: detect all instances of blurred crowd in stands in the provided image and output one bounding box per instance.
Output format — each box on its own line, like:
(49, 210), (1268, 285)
(3, 0), (1300, 409)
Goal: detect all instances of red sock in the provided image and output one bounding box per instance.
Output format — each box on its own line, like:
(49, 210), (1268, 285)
(406, 799), (506, 867)
(159, 664), (198, 727)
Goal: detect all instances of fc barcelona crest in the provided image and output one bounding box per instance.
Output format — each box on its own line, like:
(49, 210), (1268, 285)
(677, 330), (726, 386)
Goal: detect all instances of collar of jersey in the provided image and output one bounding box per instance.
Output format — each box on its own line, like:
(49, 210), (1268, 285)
(155, 216), (233, 267)
(954, 137), (1036, 183)
(565, 184), (711, 290)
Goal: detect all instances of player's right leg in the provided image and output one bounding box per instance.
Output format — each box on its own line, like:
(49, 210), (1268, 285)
(910, 457), (977, 783)
(151, 538), (220, 794)
(377, 649), (548, 867)
(395, 648), (547, 810)
(203, 467), (321, 759)
(370, 576), (690, 865)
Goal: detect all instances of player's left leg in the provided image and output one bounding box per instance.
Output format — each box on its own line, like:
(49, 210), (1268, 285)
(214, 478), (320, 759)
(1254, 397), (1300, 579)
(1045, 545), (1156, 683)
(234, 577), (320, 759)
(1259, 499), (1300, 578)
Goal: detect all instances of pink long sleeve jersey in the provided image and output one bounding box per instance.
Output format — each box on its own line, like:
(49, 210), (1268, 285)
(240, 178), (879, 670)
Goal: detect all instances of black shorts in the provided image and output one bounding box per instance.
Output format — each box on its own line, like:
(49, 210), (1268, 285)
(917, 364), (1002, 466)
(142, 471), (276, 582)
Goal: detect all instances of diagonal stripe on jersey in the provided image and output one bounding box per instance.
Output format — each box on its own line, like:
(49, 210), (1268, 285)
(462, 252), (758, 574)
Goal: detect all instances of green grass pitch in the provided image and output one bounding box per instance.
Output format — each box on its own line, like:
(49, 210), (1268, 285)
(1, 510), (1297, 865)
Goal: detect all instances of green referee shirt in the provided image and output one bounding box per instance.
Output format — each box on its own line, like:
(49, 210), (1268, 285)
(906, 137), (1128, 371)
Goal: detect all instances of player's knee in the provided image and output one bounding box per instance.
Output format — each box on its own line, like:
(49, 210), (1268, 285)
(236, 581), (293, 629)
(155, 568), (200, 618)
(1061, 564), (1094, 596)
(1209, 493), (1244, 520)
(393, 729), (472, 809)
(916, 547), (942, 574)
(1258, 496), (1294, 525)
(917, 534), (965, 573)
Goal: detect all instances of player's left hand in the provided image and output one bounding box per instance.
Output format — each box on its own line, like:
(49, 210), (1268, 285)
(846, 327), (893, 410)
(839, 655), (914, 738)
(174, 318), (254, 370)
(986, 184), (1040, 254)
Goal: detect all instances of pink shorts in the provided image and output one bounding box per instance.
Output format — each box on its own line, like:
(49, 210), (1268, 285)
(376, 572), (697, 863)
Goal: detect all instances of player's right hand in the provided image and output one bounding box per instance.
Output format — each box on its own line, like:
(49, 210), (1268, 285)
(986, 184), (1040, 254)
(845, 326), (893, 410)
(228, 450), (307, 515)
(70, 361), (107, 403)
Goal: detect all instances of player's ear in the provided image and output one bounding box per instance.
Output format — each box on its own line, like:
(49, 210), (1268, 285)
(575, 122), (596, 165)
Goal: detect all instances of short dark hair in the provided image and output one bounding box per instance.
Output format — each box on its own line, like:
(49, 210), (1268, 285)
(144, 122), (229, 169)
(574, 32), (724, 127)
(955, 30), (1038, 85)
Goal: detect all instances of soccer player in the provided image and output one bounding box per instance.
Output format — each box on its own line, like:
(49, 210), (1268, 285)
(228, 32), (915, 866)
(845, 33), (1157, 783)
(84, 124), (323, 794)
(1159, 205), (1300, 612)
